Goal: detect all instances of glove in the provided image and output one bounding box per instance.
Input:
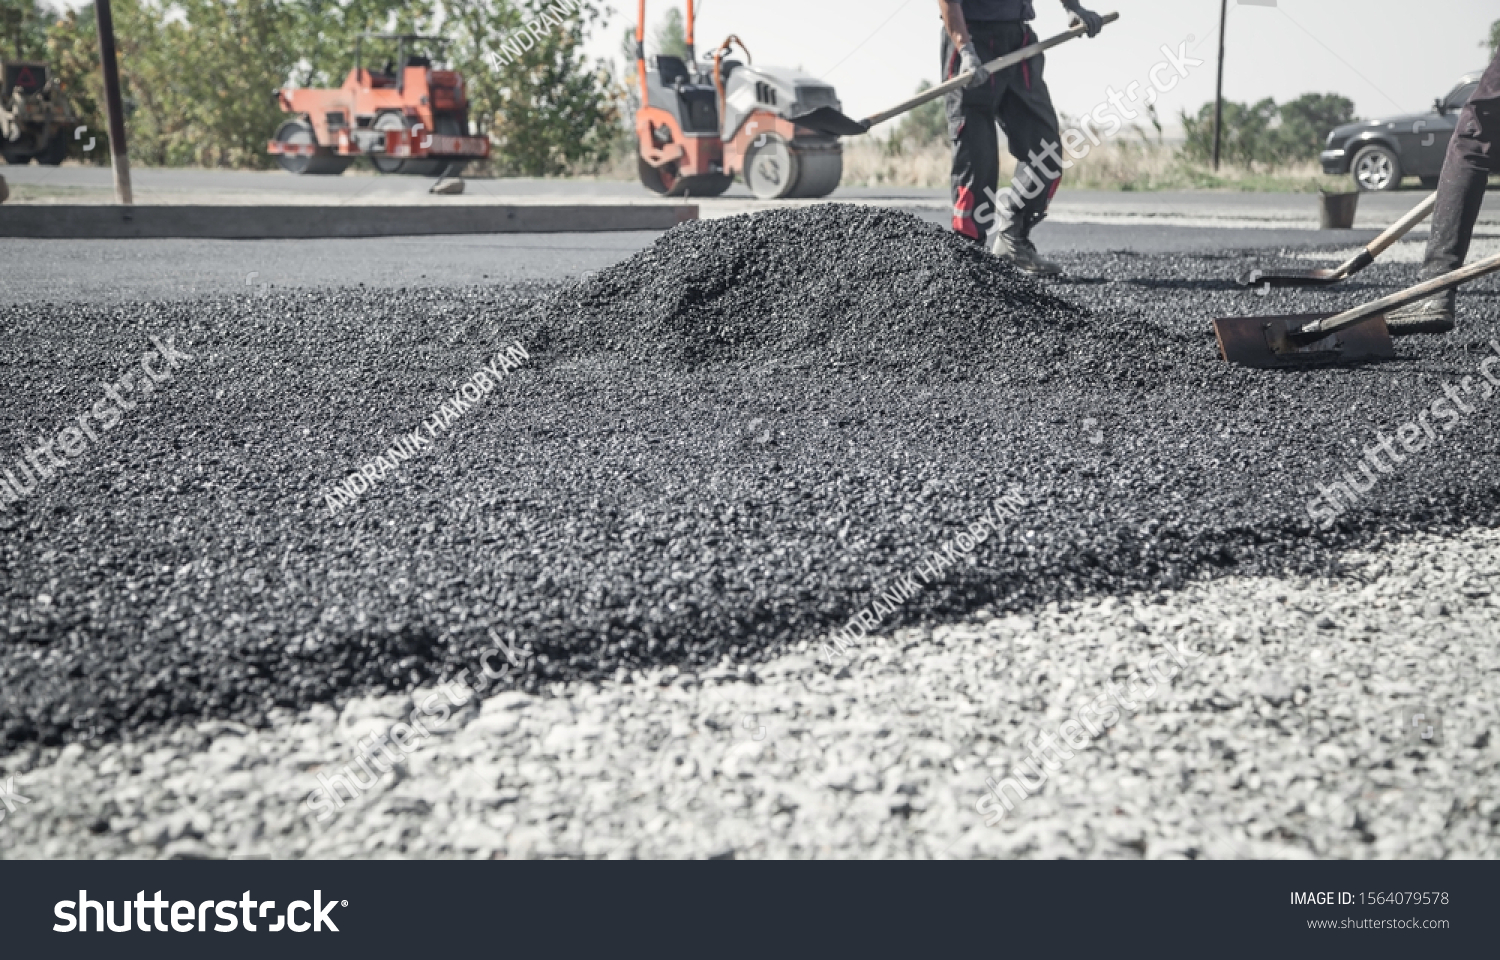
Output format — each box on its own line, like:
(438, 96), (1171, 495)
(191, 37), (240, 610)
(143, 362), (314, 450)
(959, 41), (990, 88)
(1066, 4), (1104, 37)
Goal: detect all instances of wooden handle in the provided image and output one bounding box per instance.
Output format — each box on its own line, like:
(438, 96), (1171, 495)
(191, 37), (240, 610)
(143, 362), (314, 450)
(1365, 191), (1437, 259)
(860, 12), (1119, 129)
(1306, 248), (1500, 337)
(1329, 191), (1437, 280)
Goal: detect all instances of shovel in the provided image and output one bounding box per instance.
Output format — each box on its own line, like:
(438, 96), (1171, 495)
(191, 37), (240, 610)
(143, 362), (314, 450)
(1214, 248), (1500, 369)
(1237, 191), (1437, 290)
(793, 13), (1120, 138)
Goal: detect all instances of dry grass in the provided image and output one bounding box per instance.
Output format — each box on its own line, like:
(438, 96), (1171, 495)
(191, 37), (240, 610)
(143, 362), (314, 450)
(573, 117), (1353, 193)
(839, 134), (1350, 193)
(841, 137), (952, 190)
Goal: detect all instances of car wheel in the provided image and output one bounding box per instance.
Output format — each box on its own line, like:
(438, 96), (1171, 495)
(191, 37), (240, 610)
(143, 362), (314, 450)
(1352, 144), (1401, 192)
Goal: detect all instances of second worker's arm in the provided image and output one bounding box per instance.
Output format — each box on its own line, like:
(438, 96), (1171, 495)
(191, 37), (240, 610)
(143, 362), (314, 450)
(1060, 0), (1103, 37)
(937, 1), (990, 87)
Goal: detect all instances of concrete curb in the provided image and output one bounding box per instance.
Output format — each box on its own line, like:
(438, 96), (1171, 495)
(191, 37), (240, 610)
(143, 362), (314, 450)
(0, 203), (698, 239)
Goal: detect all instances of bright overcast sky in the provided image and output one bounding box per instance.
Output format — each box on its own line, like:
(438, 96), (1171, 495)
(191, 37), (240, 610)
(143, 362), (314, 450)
(48, 0), (1494, 133)
(591, 0), (1495, 134)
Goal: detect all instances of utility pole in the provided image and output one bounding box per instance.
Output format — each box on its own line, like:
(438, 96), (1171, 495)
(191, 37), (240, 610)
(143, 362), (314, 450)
(93, 0), (133, 206)
(1211, 0), (1227, 170)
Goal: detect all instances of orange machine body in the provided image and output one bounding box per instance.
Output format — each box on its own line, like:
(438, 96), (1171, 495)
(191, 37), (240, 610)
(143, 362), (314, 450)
(272, 68), (485, 160)
(633, 3), (844, 199)
(268, 38), (489, 171)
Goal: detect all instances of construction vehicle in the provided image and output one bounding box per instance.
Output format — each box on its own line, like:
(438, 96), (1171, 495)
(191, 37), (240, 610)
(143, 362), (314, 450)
(633, 1), (846, 199)
(1, 59), (82, 165)
(268, 34), (489, 176)
(633, 4), (1116, 201)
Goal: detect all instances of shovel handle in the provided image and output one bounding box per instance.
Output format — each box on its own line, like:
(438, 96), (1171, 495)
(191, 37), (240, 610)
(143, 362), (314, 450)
(860, 12), (1119, 129)
(1333, 191), (1437, 278)
(1305, 248), (1500, 338)
(1366, 190), (1437, 258)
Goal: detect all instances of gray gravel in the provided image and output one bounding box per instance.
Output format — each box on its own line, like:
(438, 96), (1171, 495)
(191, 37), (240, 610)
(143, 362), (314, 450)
(4, 526), (1496, 860)
(13, 210), (1500, 754)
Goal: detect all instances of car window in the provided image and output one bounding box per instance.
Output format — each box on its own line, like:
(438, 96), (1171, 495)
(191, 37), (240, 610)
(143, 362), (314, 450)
(1445, 81), (1479, 111)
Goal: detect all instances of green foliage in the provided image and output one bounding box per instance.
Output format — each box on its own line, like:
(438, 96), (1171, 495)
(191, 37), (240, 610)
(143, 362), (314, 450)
(285, 0), (353, 88)
(1486, 18), (1499, 57)
(38, 0), (621, 173)
(448, 0), (618, 176)
(287, 0), (431, 88)
(1180, 93), (1356, 166)
(45, 7), (108, 164)
(1278, 93), (1357, 160)
(161, 0), (301, 167)
(47, 0), (297, 168)
(651, 7), (687, 60)
(0, 0), (49, 59)
(886, 80), (946, 155)
(1181, 97), (1277, 165)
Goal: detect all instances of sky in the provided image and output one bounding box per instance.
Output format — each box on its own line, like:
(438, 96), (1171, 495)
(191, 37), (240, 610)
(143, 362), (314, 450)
(47, 0), (1494, 134)
(591, 0), (1495, 135)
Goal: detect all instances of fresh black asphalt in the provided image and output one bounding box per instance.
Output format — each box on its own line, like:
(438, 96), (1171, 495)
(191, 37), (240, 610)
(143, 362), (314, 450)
(3, 205), (1498, 748)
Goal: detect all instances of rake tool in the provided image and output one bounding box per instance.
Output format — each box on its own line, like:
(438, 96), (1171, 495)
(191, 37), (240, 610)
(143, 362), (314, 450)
(1237, 191), (1437, 290)
(1214, 248), (1500, 369)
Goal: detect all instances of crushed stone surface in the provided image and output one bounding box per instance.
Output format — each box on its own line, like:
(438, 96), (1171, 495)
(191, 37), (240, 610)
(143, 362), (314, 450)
(2, 205), (1499, 762)
(3, 528), (1496, 860)
(514, 205), (1081, 374)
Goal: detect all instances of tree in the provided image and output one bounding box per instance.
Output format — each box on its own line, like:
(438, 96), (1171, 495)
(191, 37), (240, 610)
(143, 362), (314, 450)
(44, 0), (623, 173)
(1485, 18), (1499, 58)
(46, 0), (292, 167)
(888, 80), (947, 153)
(0, 0), (49, 60)
(286, 0), (433, 89)
(167, 0), (301, 167)
(1180, 94), (1353, 166)
(651, 6), (687, 60)
(448, 0), (619, 176)
(1180, 97), (1279, 165)
(1277, 93), (1356, 161)
(44, 6), (107, 164)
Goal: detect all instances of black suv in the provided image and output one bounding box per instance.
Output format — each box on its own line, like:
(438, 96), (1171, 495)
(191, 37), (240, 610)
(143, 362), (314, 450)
(1321, 72), (1483, 191)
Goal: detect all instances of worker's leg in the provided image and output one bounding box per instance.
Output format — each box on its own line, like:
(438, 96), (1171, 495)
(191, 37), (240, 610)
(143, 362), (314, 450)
(1390, 53), (1500, 334)
(1424, 78), (1500, 277)
(995, 25), (1064, 239)
(987, 23), (1063, 276)
(944, 24), (1003, 244)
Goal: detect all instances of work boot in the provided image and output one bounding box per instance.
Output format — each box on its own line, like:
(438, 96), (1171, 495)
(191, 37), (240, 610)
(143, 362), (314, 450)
(1384, 289), (1456, 336)
(990, 228), (1062, 278)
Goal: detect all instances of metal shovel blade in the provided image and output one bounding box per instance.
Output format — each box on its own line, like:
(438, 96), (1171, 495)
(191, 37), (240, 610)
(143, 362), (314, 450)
(1212, 312), (1395, 369)
(1236, 266), (1344, 288)
(790, 107), (871, 138)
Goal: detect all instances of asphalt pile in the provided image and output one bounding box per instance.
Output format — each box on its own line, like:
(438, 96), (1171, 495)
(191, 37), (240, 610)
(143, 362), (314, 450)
(3, 209), (1500, 748)
(517, 205), (1081, 373)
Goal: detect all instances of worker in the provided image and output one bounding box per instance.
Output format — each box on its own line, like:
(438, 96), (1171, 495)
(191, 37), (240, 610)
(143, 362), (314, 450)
(1385, 48), (1500, 334)
(938, 0), (1103, 277)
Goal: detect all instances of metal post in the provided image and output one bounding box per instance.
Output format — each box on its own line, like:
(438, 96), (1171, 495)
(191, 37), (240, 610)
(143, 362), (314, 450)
(93, 0), (132, 206)
(1212, 0), (1226, 171)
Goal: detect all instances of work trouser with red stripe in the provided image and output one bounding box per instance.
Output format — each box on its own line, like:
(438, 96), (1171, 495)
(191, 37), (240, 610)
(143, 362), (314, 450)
(1421, 49), (1500, 281)
(942, 20), (1062, 245)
